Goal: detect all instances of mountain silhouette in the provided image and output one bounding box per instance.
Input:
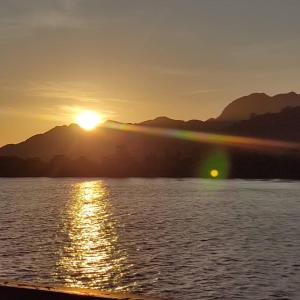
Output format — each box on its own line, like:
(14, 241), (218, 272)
(1, 102), (300, 161)
(218, 92), (300, 121)
(139, 116), (205, 130)
(1, 92), (300, 178)
(0, 123), (118, 161)
(228, 106), (300, 141)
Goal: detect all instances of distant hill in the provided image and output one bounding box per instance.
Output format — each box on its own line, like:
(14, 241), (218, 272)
(1, 102), (300, 178)
(228, 106), (300, 141)
(0, 123), (119, 161)
(139, 116), (204, 130)
(1, 103), (300, 162)
(217, 92), (300, 121)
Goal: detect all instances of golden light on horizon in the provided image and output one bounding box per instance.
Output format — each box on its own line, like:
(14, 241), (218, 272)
(76, 111), (103, 130)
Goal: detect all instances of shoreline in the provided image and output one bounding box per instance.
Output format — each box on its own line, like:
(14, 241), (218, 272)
(0, 280), (162, 300)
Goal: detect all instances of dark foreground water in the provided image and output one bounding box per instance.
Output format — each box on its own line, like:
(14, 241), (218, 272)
(0, 178), (299, 300)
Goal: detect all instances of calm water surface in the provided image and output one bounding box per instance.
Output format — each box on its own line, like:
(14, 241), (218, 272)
(0, 178), (299, 299)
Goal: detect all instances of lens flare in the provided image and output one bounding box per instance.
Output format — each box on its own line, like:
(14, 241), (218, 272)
(200, 151), (230, 179)
(210, 169), (219, 178)
(104, 121), (300, 151)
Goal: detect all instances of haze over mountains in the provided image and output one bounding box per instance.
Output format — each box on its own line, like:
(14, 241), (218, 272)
(1, 92), (300, 179)
(1, 92), (300, 162)
(1, 92), (300, 178)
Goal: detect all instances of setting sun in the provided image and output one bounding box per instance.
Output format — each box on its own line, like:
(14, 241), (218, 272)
(76, 111), (103, 130)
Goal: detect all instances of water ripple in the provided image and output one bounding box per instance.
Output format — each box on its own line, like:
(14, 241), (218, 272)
(0, 178), (299, 299)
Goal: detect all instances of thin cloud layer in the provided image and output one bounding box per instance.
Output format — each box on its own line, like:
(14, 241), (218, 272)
(1, 0), (300, 146)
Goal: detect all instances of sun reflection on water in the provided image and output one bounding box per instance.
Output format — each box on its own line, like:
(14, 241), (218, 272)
(54, 180), (128, 290)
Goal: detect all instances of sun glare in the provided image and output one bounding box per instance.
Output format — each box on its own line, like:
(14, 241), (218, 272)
(76, 111), (103, 130)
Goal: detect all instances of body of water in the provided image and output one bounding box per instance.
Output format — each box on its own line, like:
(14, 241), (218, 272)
(0, 178), (299, 299)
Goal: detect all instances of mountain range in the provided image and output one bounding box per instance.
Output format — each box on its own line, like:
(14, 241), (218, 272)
(1, 92), (300, 160)
(217, 91), (300, 121)
(1, 92), (300, 178)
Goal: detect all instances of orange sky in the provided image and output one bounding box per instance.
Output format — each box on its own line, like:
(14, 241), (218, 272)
(1, 0), (300, 146)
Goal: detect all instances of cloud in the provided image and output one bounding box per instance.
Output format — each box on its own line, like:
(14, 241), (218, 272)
(188, 89), (222, 96)
(0, 0), (89, 42)
(0, 79), (121, 123)
(27, 81), (100, 103)
(25, 81), (135, 104)
(0, 102), (115, 124)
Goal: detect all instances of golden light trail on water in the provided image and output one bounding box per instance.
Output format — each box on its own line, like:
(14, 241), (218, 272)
(104, 122), (300, 151)
(54, 181), (128, 290)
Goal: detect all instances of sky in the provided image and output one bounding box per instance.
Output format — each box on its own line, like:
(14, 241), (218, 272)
(1, 0), (300, 146)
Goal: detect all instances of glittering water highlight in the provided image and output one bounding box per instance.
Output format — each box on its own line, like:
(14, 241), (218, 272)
(1, 178), (300, 300)
(54, 181), (129, 290)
